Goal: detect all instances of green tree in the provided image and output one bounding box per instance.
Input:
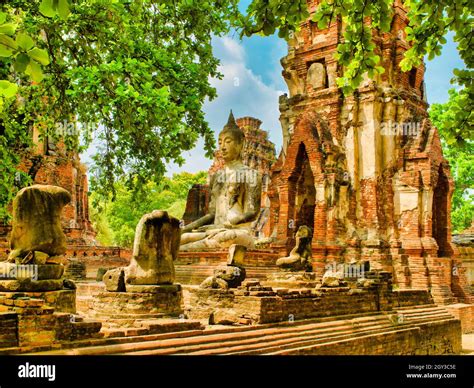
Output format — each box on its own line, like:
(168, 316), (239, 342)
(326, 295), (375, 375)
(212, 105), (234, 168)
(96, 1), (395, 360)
(90, 171), (207, 247)
(429, 88), (474, 233)
(238, 0), (472, 144)
(0, 0), (238, 217)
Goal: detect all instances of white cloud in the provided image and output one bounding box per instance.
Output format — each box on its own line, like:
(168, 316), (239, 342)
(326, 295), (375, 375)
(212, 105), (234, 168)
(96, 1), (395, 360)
(167, 36), (285, 175)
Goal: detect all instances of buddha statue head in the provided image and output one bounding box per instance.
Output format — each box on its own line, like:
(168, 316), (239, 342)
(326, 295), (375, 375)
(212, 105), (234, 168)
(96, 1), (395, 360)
(218, 111), (244, 163)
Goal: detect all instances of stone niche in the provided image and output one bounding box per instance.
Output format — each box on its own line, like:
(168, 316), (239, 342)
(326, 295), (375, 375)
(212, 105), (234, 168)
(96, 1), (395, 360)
(306, 61), (327, 91)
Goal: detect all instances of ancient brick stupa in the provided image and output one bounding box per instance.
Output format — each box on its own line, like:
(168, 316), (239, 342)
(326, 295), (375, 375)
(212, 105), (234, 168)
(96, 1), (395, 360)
(209, 115), (276, 180)
(0, 123), (132, 279)
(265, 0), (471, 303)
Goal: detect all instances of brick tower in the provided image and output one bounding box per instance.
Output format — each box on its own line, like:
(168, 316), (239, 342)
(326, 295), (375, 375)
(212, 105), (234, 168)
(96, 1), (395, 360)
(267, 0), (471, 303)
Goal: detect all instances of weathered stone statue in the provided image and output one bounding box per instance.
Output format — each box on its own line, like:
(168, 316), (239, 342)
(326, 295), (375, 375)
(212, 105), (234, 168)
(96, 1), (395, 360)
(0, 185), (71, 292)
(180, 112), (262, 251)
(276, 225), (313, 271)
(200, 244), (247, 290)
(97, 210), (185, 319)
(7, 184), (71, 263)
(104, 210), (181, 291)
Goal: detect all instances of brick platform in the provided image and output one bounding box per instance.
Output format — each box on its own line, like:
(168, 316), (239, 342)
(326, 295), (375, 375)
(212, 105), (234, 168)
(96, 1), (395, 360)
(0, 290), (76, 314)
(0, 294), (101, 349)
(445, 304), (474, 334)
(90, 285), (184, 322)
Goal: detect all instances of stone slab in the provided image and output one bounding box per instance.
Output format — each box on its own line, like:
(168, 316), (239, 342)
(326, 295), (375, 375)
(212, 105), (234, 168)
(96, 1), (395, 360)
(91, 288), (183, 318)
(0, 279), (63, 292)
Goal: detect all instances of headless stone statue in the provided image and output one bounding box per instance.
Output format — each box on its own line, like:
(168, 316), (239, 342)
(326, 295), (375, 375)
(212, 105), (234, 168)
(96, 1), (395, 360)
(276, 225), (313, 271)
(0, 185), (71, 292)
(7, 185), (72, 262)
(180, 111), (261, 251)
(104, 210), (181, 291)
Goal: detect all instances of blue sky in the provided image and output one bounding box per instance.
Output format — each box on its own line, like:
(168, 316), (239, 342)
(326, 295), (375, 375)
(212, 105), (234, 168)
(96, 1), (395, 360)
(81, 6), (465, 177)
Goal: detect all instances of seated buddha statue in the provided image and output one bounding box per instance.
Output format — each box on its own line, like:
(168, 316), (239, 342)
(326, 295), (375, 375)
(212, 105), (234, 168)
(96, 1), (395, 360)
(180, 112), (261, 251)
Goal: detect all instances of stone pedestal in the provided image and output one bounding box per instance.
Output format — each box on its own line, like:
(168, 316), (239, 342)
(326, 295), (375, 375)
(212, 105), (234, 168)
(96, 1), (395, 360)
(91, 285), (183, 320)
(262, 272), (318, 289)
(0, 290), (76, 314)
(0, 263), (72, 297)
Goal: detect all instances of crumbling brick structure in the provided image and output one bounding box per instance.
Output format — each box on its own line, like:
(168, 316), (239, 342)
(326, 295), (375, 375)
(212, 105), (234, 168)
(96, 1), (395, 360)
(266, 0), (471, 303)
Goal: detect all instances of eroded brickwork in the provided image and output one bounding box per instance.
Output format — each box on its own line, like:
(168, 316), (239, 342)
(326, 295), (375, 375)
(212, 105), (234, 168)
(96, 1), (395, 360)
(266, 0), (471, 303)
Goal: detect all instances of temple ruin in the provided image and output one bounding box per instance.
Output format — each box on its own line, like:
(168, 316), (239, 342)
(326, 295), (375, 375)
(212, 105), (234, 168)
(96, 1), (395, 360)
(0, 0), (471, 356)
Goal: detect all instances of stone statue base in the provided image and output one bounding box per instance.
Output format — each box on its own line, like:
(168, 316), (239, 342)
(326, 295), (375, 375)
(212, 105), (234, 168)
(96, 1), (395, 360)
(0, 263), (69, 292)
(91, 285), (184, 319)
(262, 272), (318, 289)
(0, 279), (64, 292)
(0, 289), (76, 313)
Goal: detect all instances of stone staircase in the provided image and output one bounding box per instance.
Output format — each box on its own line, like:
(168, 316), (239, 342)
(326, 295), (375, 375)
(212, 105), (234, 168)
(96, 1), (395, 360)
(22, 304), (460, 355)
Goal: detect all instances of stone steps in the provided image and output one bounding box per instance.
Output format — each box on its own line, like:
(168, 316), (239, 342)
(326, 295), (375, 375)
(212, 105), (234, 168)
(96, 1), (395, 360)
(123, 308), (455, 355)
(17, 312), (387, 355)
(25, 305), (457, 355)
(34, 318), (382, 355)
(198, 322), (449, 356)
(127, 320), (415, 355)
(114, 319), (394, 355)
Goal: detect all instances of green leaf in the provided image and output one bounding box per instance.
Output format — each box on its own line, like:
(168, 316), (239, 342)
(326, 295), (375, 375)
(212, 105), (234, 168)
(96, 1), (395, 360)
(27, 48), (50, 65)
(0, 46), (13, 57)
(0, 13), (7, 25)
(0, 34), (18, 50)
(58, 0), (71, 20)
(14, 53), (30, 73)
(16, 33), (35, 51)
(39, 0), (57, 18)
(0, 23), (17, 36)
(0, 80), (18, 98)
(25, 61), (45, 82)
